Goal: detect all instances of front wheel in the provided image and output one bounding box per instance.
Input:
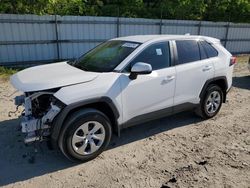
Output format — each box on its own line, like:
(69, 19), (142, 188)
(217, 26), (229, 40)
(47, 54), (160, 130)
(196, 85), (223, 119)
(59, 109), (112, 162)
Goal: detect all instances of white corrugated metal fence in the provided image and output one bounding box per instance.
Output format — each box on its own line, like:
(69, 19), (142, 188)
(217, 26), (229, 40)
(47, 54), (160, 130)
(0, 14), (250, 66)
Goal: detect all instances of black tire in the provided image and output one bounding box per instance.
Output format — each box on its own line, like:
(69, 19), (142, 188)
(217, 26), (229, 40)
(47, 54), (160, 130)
(58, 108), (112, 162)
(195, 84), (223, 119)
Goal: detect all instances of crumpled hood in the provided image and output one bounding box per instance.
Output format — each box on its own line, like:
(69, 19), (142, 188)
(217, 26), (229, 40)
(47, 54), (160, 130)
(10, 62), (99, 92)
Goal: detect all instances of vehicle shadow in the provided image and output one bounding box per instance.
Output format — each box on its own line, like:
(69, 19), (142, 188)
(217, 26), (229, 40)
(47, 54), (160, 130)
(0, 112), (201, 186)
(0, 118), (74, 186)
(109, 112), (201, 149)
(233, 75), (250, 90)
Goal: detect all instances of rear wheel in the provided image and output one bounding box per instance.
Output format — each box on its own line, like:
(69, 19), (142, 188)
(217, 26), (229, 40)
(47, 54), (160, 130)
(59, 109), (112, 162)
(196, 85), (223, 119)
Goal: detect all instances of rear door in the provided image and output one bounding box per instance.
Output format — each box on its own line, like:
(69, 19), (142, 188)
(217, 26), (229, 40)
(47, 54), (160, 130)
(174, 40), (215, 106)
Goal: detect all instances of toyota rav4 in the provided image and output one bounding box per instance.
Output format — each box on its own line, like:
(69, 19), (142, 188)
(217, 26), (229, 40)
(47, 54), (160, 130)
(10, 35), (235, 162)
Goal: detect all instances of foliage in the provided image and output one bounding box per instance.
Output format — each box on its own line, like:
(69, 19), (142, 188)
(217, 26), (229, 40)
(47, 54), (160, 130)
(0, 66), (19, 79)
(0, 0), (249, 23)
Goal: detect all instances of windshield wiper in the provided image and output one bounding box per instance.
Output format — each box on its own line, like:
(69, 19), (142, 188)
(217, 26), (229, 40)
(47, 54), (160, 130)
(81, 67), (89, 71)
(74, 64), (89, 72)
(67, 59), (77, 65)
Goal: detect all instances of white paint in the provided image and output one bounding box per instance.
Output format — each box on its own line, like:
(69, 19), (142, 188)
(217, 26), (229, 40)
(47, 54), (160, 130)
(10, 61), (99, 92)
(11, 34), (233, 126)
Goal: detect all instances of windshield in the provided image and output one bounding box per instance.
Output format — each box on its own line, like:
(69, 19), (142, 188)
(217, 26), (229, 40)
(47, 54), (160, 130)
(71, 40), (141, 72)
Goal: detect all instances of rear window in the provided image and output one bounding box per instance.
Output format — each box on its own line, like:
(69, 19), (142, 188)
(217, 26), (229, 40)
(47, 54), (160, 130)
(200, 41), (218, 58)
(176, 40), (200, 64)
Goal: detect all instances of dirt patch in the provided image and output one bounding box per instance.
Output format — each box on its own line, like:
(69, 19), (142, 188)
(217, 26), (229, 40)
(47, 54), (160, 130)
(0, 61), (249, 188)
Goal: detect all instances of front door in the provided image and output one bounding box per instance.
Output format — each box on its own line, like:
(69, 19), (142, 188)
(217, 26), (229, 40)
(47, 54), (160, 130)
(119, 41), (176, 123)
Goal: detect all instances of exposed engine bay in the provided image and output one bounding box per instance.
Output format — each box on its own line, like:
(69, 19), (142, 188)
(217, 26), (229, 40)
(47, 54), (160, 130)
(14, 90), (64, 143)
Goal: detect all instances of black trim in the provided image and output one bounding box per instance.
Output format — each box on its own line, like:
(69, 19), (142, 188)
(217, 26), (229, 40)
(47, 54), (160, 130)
(173, 102), (198, 113)
(198, 41), (203, 59)
(51, 97), (119, 144)
(120, 103), (198, 130)
(121, 107), (173, 129)
(129, 69), (152, 80)
(199, 76), (228, 103)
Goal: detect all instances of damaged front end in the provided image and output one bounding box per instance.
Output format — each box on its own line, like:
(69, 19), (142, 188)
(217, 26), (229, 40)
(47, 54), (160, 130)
(14, 90), (65, 143)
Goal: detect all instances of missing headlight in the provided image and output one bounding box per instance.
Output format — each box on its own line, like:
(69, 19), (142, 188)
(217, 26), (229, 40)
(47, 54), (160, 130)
(13, 91), (65, 143)
(14, 95), (25, 106)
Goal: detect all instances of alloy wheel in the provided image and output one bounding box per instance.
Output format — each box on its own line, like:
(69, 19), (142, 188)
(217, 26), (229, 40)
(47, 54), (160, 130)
(71, 121), (106, 155)
(205, 91), (221, 114)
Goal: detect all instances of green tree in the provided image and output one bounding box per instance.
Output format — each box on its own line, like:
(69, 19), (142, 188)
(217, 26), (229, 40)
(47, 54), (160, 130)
(0, 0), (249, 23)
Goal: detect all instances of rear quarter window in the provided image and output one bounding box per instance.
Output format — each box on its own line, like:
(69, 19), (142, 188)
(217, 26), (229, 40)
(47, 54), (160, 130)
(200, 41), (218, 58)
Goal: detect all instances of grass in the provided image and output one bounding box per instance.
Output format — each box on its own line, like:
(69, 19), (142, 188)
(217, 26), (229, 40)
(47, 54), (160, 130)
(0, 66), (19, 80)
(236, 54), (250, 64)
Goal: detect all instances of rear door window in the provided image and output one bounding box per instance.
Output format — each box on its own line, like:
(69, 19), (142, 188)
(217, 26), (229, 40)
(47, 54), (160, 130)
(176, 40), (200, 64)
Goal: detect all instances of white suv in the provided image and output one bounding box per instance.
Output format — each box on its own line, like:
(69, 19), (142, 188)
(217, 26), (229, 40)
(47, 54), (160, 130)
(11, 35), (235, 162)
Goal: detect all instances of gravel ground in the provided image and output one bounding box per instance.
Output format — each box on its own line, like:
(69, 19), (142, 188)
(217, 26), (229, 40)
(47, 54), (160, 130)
(0, 60), (249, 188)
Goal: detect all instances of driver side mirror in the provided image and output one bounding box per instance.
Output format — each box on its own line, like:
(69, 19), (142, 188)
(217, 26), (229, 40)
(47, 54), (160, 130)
(129, 62), (152, 80)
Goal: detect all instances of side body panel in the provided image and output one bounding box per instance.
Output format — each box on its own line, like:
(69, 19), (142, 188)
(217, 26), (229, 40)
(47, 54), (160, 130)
(175, 59), (215, 105)
(54, 72), (124, 124)
(120, 67), (176, 123)
(173, 39), (215, 105)
(212, 43), (233, 91)
(53, 36), (233, 141)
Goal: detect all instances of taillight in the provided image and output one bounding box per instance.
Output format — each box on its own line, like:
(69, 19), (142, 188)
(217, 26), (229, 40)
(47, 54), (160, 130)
(230, 56), (237, 66)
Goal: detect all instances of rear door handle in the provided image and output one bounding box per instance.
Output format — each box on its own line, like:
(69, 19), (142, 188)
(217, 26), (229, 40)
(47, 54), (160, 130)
(202, 65), (212, 71)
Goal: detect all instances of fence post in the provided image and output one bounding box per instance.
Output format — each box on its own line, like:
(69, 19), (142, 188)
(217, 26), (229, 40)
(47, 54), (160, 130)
(159, 19), (163, 34)
(197, 20), (202, 35)
(116, 6), (120, 37)
(224, 22), (230, 48)
(159, 7), (163, 34)
(117, 17), (120, 37)
(54, 15), (60, 60)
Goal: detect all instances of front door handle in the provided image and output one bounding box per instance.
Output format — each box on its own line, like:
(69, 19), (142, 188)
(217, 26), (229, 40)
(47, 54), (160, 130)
(202, 65), (212, 71)
(162, 75), (175, 84)
(165, 75), (175, 81)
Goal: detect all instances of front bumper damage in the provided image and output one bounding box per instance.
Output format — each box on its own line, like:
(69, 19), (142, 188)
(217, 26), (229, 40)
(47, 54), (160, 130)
(15, 92), (62, 143)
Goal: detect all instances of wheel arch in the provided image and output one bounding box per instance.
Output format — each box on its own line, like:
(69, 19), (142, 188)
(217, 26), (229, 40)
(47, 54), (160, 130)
(50, 97), (120, 148)
(199, 76), (228, 103)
